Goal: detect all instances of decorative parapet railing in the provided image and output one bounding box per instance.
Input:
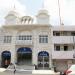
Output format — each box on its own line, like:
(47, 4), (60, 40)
(15, 40), (32, 45)
(52, 51), (75, 59)
(53, 36), (75, 44)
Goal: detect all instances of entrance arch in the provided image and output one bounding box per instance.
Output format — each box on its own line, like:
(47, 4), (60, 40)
(1, 51), (11, 68)
(17, 47), (32, 65)
(38, 51), (49, 69)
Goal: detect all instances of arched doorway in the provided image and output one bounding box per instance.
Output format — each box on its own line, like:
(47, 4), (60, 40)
(1, 51), (11, 68)
(38, 51), (49, 69)
(17, 47), (32, 65)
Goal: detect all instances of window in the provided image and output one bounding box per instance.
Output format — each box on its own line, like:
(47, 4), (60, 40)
(53, 31), (60, 36)
(56, 32), (60, 36)
(71, 32), (75, 36)
(55, 46), (60, 51)
(4, 36), (12, 43)
(39, 35), (48, 43)
(19, 35), (32, 40)
(64, 46), (68, 51)
(63, 31), (67, 36)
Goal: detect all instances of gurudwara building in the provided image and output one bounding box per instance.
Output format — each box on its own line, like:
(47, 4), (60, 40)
(0, 7), (75, 72)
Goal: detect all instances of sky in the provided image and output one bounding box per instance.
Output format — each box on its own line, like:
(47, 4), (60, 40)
(0, 0), (75, 26)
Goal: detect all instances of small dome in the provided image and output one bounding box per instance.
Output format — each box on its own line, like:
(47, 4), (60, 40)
(38, 9), (48, 15)
(4, 9), (20, 25)
(36, 8), (50, 24)
(36, 8), (49, 17)
(5, 10), (21, 19)
(5, 5), (25, 19)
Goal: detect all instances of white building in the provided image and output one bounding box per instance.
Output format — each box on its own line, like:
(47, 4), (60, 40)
(0, 6), (75, 72)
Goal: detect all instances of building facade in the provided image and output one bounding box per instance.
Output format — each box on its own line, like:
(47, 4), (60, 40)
(0, 8), (75, 72)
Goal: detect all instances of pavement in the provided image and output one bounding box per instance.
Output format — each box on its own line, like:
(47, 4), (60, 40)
(0, 69), (60, 75)
(0, 64), (60, 75)
(0, 70), (32, 75)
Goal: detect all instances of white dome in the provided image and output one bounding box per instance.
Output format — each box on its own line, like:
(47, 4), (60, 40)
(38, 9), (49, 15)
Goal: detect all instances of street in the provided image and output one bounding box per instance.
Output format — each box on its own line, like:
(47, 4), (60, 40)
(0, 70), (60, 75)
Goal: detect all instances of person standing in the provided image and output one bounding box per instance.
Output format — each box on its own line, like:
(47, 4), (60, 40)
(13, 64), (16, 74)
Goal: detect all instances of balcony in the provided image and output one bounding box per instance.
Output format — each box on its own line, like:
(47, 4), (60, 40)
(52, 51), (75, 59)
(53, 36), (75, 44)
(15, 40), (32, 45)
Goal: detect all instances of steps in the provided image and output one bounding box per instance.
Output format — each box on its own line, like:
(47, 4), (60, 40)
(7, 64), (34, 70)
(7, 64), (34, 74)
(16, 65), (34, 70)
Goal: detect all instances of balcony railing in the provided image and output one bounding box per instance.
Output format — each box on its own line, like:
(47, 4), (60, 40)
(15, 40), (32, 45)
(52, 50), (75, 59)
(15, 36), (33, 45)
(53, 36), (75, 44)
(0, 36), (33, 45)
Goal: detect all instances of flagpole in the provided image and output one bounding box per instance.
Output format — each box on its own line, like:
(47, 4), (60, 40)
(58, 0), (62, 25)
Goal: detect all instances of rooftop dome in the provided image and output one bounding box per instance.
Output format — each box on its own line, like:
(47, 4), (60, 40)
(5, 6), (23, 19)
(38, 9), (49, 15)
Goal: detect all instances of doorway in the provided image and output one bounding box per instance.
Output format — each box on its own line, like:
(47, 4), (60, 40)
(1, 51), (11, 68)
(38, 51), (49, 69)
(17, 47), (32, 65)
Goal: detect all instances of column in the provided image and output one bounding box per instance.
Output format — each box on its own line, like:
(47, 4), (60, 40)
(32, 30), (38, 65)
(11, 31), (17, 64)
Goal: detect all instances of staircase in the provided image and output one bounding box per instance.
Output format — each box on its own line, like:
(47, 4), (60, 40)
(16, 64), (34, 70)
(7, 64), (34, 74)
(7, 63), (34, 70)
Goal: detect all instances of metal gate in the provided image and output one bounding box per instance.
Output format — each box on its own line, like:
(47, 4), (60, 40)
(38, 51), (49, 69)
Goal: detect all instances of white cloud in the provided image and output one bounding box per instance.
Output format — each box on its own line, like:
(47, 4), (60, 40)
(0, 0), (26, 25)
(45, 0), (75, 25)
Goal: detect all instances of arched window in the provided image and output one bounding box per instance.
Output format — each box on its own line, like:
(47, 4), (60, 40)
(1, 51), (11, 68)
(17, 47), (32, 53)
(38, 51), (49, 57)
(38, 51), (49, 69)
(17, 47), (32, 65)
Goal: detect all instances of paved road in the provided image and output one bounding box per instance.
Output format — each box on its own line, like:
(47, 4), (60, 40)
(0, 70), (60, 75)
(0, 68), (60, 75)
(0, 71), (53, 75)
(0, 70), (32, 75)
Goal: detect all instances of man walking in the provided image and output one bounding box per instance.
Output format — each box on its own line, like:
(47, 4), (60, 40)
(13, 64), (16, 74)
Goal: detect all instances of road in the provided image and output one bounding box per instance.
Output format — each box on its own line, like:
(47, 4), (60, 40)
(0, 71), (55, 75)
(0, 68), (60, 75)
(0, 70), (32, 75)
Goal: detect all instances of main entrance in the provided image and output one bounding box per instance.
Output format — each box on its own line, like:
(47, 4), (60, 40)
(38, 51), (49, 69)
(1, 51), (11, 68)
(17, 47), (32, 65)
